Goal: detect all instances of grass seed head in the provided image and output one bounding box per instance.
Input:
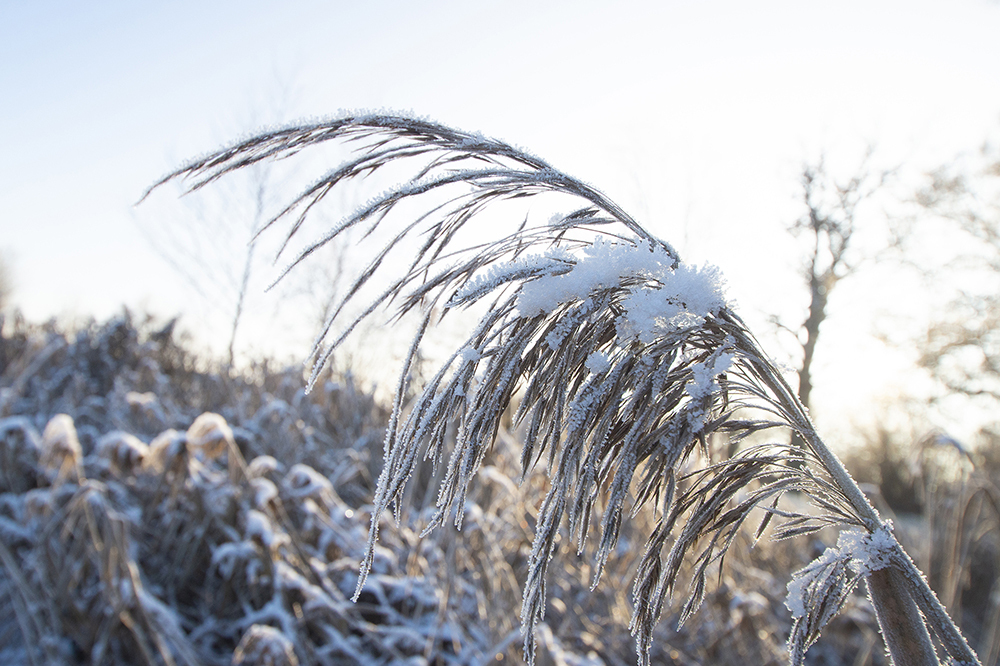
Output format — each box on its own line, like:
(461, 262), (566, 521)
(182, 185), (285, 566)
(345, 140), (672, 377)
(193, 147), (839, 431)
(144, 112), (976, 666)
(187, 411), (235, 460)
(41, 413), (83, 484)
(233, 624), (300, 666)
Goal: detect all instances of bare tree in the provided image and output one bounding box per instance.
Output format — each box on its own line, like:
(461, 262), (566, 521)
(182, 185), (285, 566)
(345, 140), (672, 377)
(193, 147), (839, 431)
(273, 186), (355, 346)
(776, 151), (893, 412)
(225, 168), (267, 368)
(140, 158), (273, 368)
(915, 138), (1000, 408)
(137, 77), (351, 369)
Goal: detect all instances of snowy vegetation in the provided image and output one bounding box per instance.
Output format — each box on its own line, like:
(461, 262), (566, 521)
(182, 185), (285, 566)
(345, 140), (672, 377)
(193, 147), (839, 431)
(0, 312), (900, 665)
(137, 114), (986, 665)
(4, 116), (998, 665)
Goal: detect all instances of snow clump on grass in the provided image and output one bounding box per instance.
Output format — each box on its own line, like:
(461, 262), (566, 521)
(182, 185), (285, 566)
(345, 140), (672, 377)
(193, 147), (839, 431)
(515, 237), (729, 346)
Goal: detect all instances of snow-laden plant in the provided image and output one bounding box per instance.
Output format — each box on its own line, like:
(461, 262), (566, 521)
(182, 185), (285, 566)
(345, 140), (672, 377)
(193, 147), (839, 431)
(148, 113), (981, 665)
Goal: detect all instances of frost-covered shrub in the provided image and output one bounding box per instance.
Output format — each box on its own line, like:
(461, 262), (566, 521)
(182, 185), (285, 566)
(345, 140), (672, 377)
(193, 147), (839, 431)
(3, 319), (591, 665)
(0, 403), (522, 664)
(0, 313), (928, 664)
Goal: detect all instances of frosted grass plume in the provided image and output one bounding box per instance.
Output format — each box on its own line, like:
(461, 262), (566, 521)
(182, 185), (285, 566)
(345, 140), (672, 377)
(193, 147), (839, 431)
(148, 112), (980, 666)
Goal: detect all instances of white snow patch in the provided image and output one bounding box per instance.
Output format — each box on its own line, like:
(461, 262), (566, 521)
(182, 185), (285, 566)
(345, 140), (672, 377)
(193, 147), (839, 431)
(251, 478), (279, 509)
(246, 510), (288, 549)
(511, 238), (728, 345)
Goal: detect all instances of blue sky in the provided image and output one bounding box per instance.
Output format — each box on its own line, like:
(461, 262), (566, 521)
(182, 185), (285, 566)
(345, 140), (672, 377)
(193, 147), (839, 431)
(3, 0), (1000, 438)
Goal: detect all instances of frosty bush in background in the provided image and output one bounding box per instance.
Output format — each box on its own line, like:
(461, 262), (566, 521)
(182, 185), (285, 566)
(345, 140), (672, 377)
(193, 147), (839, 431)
(1, 314), (839, 665)
(0, 315), (470, 665)
(144, 114), (981, 665)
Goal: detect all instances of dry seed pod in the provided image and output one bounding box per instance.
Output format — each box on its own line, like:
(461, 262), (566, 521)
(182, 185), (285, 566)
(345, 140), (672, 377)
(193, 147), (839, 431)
(187, 412), (235, 461)
(41, 413), (82, 484)
(145, 428), (188, 476)
(232, 624), (299, 666)
(96, 431), (149, 475)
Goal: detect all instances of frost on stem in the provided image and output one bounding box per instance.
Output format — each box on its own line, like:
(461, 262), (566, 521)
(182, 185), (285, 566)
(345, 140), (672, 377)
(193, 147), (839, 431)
(785, 521), (897, 665)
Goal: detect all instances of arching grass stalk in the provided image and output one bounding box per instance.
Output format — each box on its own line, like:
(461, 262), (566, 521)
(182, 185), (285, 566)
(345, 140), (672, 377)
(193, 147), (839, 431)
(147, 113), (980, 666)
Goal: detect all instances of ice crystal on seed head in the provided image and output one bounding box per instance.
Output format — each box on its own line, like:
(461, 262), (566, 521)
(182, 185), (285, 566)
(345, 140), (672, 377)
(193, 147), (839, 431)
(458, 346), (481, 365)
(686, 345), (735, 401)
(618, 262), (729, 344)
(512, 238), (728, 346)
(585, 351), (612, 374)
(838, 521), (896, 576)
(784, 521), (897, 620)
(453, 248), (574, 307)
(517, 238), (670, 317)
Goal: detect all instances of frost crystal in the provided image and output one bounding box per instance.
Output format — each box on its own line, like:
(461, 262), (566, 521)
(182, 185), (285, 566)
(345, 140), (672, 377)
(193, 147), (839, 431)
(685, 346), (735, 401)
(585, 351), (611, 374)
(517, 239), (647, 316)
(837, 521), (896, 576)
(618, 262), (728, 344)
(453, 248), (573, 307)
(458, 346), (481, 365)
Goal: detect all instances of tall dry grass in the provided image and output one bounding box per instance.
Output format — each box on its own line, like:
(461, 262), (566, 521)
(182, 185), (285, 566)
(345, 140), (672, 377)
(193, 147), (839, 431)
(144, 113), (981, 665)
